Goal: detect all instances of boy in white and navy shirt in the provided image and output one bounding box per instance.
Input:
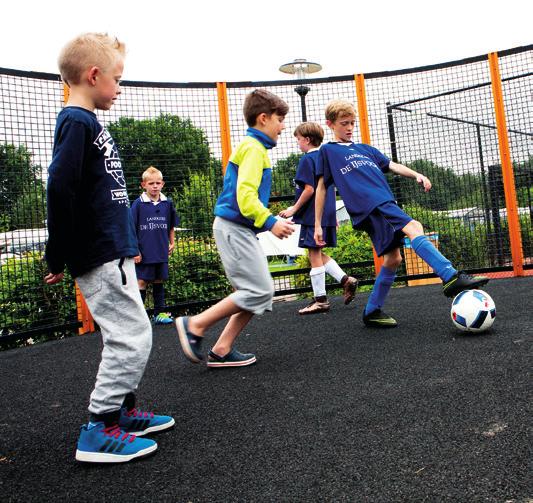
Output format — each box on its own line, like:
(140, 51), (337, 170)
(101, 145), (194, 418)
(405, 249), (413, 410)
(131, 166), (179, 324)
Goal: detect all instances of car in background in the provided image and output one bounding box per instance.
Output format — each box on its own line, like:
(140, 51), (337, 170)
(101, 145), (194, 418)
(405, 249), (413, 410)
(0, 228), (48, 265)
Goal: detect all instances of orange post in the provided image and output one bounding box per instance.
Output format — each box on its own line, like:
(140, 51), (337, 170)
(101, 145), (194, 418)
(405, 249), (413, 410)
(216, 82), (232, 175)
(488, 53), (524, 276)
(354, 73), (384, 275)
(63, 81), (95, 333)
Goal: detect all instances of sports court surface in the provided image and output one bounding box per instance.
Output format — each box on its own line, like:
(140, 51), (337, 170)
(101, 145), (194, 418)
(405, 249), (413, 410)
(0, 276), (530, 502)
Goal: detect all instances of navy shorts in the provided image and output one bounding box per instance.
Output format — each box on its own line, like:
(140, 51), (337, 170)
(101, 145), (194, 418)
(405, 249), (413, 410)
(356, 201), (412, 256)
(135, 262), (169, 281)
(298, 224), (337, 249)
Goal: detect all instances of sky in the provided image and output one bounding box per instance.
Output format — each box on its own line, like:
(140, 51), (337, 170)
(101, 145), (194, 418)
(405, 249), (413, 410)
(1, 0), (531, 84)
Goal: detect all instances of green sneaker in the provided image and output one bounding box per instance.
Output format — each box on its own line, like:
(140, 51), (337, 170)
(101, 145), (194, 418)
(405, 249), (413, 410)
(442, 271), (489, 298)
(363, 309), (398, 328)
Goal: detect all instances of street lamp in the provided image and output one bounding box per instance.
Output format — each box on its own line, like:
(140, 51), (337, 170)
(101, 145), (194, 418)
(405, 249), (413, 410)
(279, 58), (322, 121)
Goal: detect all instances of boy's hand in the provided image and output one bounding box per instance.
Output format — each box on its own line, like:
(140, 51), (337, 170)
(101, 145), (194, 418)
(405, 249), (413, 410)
(314, 226), (326, 247)
(271, 219), (295, 239)
(134, 255), (142, 264)
(168, 242), (175, 254)
(44, 272), (64, 285)
(279, 206), (295, 218)
(416, 174), (432, 192)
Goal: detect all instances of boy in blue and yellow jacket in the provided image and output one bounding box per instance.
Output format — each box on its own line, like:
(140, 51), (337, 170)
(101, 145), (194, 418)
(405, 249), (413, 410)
(176, 89), (294, 368)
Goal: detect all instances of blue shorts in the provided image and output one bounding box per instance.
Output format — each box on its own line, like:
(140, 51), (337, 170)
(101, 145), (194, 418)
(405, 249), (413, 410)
(298, 224), (337, 249)
(135, 262), (169, 281)
(356, 201), (412, 256)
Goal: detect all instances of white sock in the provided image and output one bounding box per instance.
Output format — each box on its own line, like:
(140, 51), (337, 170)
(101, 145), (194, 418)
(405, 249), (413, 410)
(310, 266), (326, 297)
(324, 259), (346, 283)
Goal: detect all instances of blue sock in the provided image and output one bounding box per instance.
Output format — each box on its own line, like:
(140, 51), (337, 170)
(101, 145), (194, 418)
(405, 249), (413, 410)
(152, 283), (165, 314)
(411, 235), (456, 282)
(365, 266), (396, 315)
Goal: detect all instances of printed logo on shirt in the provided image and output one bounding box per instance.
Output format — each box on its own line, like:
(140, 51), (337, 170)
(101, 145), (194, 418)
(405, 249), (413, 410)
(340, 154), (379, 175)
(94, 128), (127, 192)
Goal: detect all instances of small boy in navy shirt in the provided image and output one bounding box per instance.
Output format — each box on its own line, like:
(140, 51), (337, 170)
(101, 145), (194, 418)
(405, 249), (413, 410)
(314, 100), (489, 328)
(279, 122), (357, 314)
(131, 166), (179, 324)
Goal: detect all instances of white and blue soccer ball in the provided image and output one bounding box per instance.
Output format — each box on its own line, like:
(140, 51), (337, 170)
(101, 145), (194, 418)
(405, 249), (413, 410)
(450, 289), (496, 333)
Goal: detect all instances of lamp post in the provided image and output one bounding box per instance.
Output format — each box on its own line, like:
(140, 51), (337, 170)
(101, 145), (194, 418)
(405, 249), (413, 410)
(279, 59), (322, 122)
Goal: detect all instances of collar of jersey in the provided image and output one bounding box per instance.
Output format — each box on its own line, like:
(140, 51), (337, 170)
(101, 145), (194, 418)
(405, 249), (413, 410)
(141, 192), (167, 203)
(246, 128), (276, 149)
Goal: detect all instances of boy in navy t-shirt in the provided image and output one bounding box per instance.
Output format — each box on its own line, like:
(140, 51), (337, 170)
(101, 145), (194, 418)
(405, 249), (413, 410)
(131, 166), (179, 324)
(279, 122), (357, 314)
(44, 33), (174, 463)
(314, 100), (489, 328)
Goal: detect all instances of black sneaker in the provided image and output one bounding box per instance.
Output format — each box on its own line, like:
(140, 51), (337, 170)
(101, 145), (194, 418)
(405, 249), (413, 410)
(175, 316), (204, 363)
(363, 309), (398, 328)
(342, 276), (358, 305)
(442, 272), (489, 298)
(207, 349), (257, 368)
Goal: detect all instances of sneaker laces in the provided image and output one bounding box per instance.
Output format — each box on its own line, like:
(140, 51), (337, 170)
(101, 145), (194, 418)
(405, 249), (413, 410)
(125, 407), (155, 420)
(103, 424), (136, 443)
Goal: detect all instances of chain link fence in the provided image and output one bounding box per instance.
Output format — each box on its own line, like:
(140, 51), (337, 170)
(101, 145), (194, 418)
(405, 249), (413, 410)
(0, 45), (531, 344)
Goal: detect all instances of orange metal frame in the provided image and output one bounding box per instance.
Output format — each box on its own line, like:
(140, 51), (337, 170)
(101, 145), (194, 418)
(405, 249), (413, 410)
(354, 74), (384, 275)
(216, 82), (232, 174)
(488, 53), (524, 276)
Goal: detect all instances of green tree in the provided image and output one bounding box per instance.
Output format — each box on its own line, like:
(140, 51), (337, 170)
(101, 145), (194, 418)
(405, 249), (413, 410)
(271, 152), (301, 198)
(0, 143), (45, 230)
(107, 114), (213, 197)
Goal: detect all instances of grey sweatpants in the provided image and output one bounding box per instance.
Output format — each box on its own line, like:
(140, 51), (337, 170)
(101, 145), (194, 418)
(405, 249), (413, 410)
(76, 257), (152, 415)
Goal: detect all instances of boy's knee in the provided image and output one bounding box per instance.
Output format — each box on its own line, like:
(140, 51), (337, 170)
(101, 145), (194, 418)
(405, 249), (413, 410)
(409, 219), (424, 235)
(385, 254), (402, 270)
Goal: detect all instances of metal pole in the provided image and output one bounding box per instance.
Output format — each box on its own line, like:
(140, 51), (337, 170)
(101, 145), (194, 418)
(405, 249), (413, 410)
(476, 124), (493, 262)
(295, 85), (309, 122)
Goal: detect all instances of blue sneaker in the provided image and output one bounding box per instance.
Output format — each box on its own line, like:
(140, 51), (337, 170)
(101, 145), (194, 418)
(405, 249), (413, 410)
(75, 422), (157, 463)
(119, 407), (175, 436)
(175, 316), (204, 363)
(207, 348), (257, 368)
(154, 312), (173, 325)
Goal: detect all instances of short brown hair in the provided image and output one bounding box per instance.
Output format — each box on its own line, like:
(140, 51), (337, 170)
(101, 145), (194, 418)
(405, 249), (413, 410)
(325, 99), (356, 122)
(294, 122), (324, 147)
(243, 89), (289, 127)
(58, 32), (126, 86)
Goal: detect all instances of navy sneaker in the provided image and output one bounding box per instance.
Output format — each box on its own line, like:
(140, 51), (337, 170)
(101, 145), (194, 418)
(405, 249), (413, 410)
(119, 407), (175, 436)
(176, 316), (204, 363)
(442, 272), (489, 298)
(363, 309), (398, 328)
(154, 312), (173, 325)
(75, 422), (157, 463)
(207, 348), (257, 368)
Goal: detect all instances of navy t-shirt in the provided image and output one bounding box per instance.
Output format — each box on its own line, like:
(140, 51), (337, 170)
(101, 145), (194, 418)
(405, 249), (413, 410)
(131, 194), (179, 264)
(293, 149), (336, 226)
(45, 106), (138, 278)
(317, 142), (395, 226)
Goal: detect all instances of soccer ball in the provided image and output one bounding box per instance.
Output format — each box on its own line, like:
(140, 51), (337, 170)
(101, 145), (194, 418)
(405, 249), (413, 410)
(450, 289), (496, 333)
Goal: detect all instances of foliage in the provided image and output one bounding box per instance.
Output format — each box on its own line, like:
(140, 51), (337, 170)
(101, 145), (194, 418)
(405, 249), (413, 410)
(172, 172), (219, 237)
(165, 236), (232, 312)
(107, 114), (214, 197)
(271, 152), (301, 198)
(0, 143), (46, 230)
(0, 253), (77, 336)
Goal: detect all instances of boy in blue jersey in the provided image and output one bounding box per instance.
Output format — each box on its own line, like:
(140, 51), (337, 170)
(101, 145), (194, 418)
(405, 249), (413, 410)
(314, 100), (489, 328)
(131, 166), (180, 325)
(176, 89), (294, 367)
(44, 33), (174, 463)
(279, 122), (357, 314)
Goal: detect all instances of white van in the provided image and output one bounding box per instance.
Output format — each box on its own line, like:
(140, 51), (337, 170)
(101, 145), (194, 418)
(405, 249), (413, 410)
(0, 228), (48, 265)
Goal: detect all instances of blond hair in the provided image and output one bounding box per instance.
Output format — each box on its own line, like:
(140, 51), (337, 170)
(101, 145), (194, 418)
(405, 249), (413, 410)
(294, 122), (324, 147)
(58, 33), (126, 86)
(142, 166), (163, 182)
(325, 99), (356, 122)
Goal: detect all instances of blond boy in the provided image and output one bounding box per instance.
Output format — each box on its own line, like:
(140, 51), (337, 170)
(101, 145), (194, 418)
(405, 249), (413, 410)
(44, 33), (174, 463)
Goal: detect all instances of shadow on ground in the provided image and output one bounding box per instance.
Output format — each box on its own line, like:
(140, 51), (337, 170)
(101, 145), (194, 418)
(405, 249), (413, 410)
(0, 277), (531, 502)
